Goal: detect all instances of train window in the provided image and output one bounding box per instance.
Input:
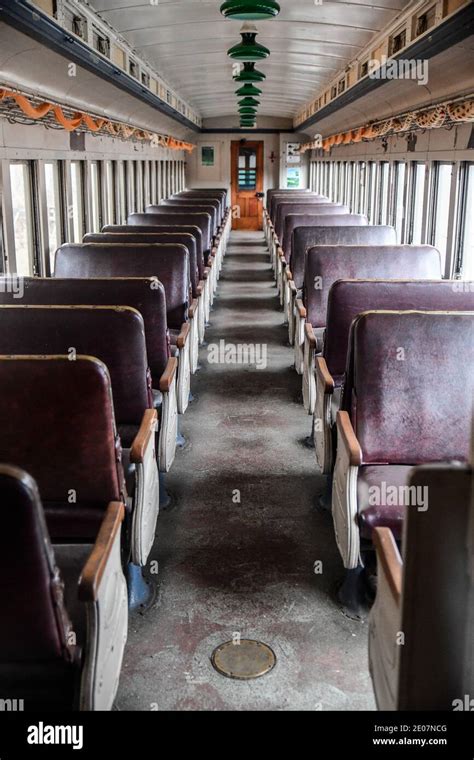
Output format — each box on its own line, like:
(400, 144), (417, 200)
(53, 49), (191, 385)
(127, 161), (136, 214)
(89, 162), (101, 232)
(408, 162), (426, 243)
(456, 162), (474, 279)
(366, 162), (377, 223)
(116, 161), (127, 223)
(69, 161), (84, 243)
(9, 162), (35, 275)
(344, 162), (353, 207)
(44, 161), (62, 274)
(150, 161), (157, 204)
(351, 162), (360, 213)
(143, 161), (151, 207)
(337, 161), (344, 202)
(357, 162), (367, 214)
(376, 162), (390, 224)
(392, 161), (407, 242)
(104, 161), (115, 225)
(429, 162), (453, 272)
(135, 162), (143, 212)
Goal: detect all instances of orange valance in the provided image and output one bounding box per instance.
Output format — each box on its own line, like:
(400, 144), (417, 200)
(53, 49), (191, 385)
(0, 86), (195, 152)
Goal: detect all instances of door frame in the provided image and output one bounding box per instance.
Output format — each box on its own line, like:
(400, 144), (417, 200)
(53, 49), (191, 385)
(230, 140), (264, 230)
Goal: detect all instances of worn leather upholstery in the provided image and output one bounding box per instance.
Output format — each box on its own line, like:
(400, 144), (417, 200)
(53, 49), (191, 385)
(0, 356), (126, 540)
(344, 311), (474, 538)
(288, 223), (395, 278)
(275, 202), (348, 245)
(102, 224), (205, 278)
(0, 464), (78, 709)
(0, 305), (152, 447)
(325, 279), (474, 381)
(0, 276), (170, 386)
(174, 191), (227, 221)
(158, 200), (220, 234)
(268, 191), (324, 220)
(128, 212), (212, 263)
(55, 243), (189, 330)
(85, 232), (199, 298)
(290, 217), (369, 289)
(304, 245), (442, 328)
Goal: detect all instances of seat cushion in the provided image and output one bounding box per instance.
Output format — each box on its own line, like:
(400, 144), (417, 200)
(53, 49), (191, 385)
(357, 465), (415, 540)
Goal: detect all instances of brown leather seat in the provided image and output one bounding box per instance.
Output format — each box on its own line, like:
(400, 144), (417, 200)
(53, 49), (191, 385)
(333, 311), (474, 571)
(157, 200), (220, 236)
(369, 459), (473, 709)
(0, 462), (127, 711)
(129, 212), (212, 261)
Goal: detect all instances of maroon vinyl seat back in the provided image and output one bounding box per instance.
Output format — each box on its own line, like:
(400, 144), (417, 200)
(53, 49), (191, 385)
(158, 200), (220, 233)
(288, 222), (393, 278)
(290, 217), (369, 289)
(128, 212), (212, 261)
(325, 280), (474, 382)
(0, 356), (125, 540)
(0, 276), (169, 384)
(275, 202), (347, 244)
(85, 232), (199, 298)
(0, 305), (152, 428)
(304, 245), (442, 328)
(346, 311), (474, 465)
(0, 464), (76, 667)
(102, 224), (205, 278)
(268, 190), (323, 220)
(55, 242), (189, 329)
(175, 191), (227, 220)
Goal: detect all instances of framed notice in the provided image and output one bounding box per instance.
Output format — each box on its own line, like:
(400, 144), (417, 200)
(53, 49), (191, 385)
(286, 142), (301, 164)
(287, 167), (300, 188)
(201, 146), (215, 167)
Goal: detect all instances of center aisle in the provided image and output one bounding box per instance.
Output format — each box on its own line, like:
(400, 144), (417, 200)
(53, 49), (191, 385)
(117, 230), (375, 711)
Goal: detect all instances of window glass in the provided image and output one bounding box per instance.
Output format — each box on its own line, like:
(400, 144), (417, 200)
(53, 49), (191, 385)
(44, 161), (61, 274)
(9, 162), (34, 275)
(431, 163), (453, 273)
(377, 162), (390, 224)
(70, 161), (84, 242)
(409, 162), (426, 243)
(90, 162), (101, 232)
(459, 163), (474, 280)
(393, 162), (406, 242)
(238, 147), (257, 190)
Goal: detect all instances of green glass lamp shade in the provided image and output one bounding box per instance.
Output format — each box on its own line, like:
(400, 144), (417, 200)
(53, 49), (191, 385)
(238, 96), (260, 107)
(236, 83), (262, 97)
(233, 62), (266, 83)
(221, 1), (280, 20)
(228, 32), (270, 61)
(238, 106), (258, 115)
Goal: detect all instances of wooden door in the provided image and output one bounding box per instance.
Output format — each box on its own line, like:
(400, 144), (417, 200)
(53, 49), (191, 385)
(231, 140), (264, 230)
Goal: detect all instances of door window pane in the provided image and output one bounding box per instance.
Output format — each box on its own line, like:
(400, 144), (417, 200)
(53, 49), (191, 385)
(238, 147), (257, 190)
(44, 161), (61, 274)
(9, 163), (34, 275)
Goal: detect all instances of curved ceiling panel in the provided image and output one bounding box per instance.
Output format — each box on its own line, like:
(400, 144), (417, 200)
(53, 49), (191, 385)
(90, 0), (409, 118)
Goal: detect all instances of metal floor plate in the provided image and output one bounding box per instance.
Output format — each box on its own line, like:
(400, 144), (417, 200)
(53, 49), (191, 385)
(211, 639), (276, 680)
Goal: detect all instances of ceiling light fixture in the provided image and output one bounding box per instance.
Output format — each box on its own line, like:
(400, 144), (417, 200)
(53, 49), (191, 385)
(227, 23), (270, 61)
(233, 62), (266, 83)
(236, 83), (262, 97)
(221, 1), (280, 20)
(238, 96), (260, 107)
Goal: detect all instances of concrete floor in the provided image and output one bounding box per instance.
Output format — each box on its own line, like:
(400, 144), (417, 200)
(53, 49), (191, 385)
(116, 230), (376, 711)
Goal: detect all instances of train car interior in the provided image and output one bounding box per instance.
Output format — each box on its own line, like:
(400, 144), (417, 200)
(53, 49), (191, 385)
(0, 0), (473, 725)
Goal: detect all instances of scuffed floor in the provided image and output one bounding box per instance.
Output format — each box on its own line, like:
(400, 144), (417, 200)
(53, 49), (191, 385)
(116, 230), (376, 711)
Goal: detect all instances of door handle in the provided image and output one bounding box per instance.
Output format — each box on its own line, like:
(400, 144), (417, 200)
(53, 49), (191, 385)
(255, 192), (264, 199)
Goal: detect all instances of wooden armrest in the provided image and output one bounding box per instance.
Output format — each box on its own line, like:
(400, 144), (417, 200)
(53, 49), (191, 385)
(188, 298), (199, 319)
(315, 356), (335, 394)
(295, 298), (306, 318)
(289, 280), (297, 294)
(336, 411), (362, 467)
(211, 246), (217, 257)
(196, 280), (204, 296)
(176, 321), (191, 349)
(373, 527), (402, 605)
(78, 501), (125, 602)
(159, 356), (178, 392)
(277, 246), (284, 259)
(285, 268), (293, 281)
(130, 408), (158, 464)
(304, 322), (317, 349)
(203, 268), (210, 279)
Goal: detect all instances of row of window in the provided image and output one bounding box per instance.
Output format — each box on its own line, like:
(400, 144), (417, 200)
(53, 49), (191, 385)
(310, 159), (474, 279)
(2, 158), (186, 277)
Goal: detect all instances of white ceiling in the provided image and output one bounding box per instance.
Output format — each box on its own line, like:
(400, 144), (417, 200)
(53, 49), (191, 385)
(89, 0), (411, 119)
